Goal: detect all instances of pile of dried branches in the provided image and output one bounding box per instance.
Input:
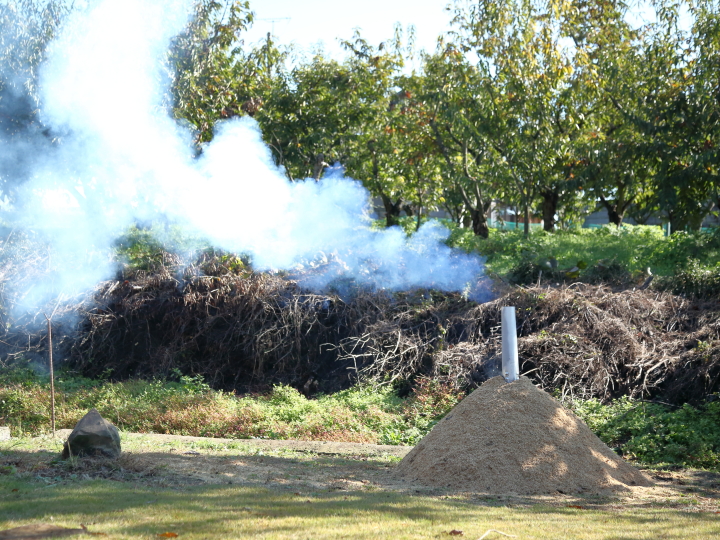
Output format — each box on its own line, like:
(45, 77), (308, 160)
(341, 284), (720, 403)
(65, 268), (376, 393)
(1, 233), (718, 403)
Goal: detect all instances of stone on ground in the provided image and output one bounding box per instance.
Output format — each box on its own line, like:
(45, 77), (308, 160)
(0, 427), (10, 441)
(62, 408), (121, 459)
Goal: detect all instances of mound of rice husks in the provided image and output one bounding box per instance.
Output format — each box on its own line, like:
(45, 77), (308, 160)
(395, 376), (652, 494)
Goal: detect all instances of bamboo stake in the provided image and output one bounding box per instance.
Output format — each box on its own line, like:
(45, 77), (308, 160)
(43, 297), (63, 436)
(44, 313), (56, 435)
(45, 315), (55, 434)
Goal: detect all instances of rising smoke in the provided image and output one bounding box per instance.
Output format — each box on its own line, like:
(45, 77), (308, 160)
(0, 0), (491, 314)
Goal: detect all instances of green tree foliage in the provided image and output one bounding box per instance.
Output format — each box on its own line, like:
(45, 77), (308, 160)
(339, 37), (448, 229)
(421, 47), (501, 238)
(3, 0), (720, 235)
(438, 0), (593, 235)
(257, 52), (373, 181)
(566, 1), (654, 227)
(653, 0), (720, 230)
(594, 1), (720, 231)
(258, 29), (441, 228)
(169, 0), (285, 144)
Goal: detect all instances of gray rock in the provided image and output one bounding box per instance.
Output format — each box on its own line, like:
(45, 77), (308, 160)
(62, 408), (121, 459)
(0, 427), (10, 441)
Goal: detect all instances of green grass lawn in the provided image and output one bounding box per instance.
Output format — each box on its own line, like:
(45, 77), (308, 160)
(1, 434), (719, 539)
(3, 481), (718, 539)
(444, 222), (720, 280)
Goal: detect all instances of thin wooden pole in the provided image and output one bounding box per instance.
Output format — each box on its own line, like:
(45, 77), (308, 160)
(45, 314), (55, 435)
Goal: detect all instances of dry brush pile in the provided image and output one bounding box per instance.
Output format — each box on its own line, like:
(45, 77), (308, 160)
(1, 235), (719, 404)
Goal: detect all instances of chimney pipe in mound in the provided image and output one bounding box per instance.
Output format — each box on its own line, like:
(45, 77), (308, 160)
(502, 306), (519, 382)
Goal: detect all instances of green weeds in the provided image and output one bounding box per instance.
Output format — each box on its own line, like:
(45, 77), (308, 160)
(3, 370), (720, 471)
(0, 372), (459, 445)
(571, 397), (720, 470)
(443, 222), (720, 295)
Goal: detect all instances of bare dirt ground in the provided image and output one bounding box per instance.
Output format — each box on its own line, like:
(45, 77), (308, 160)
(4, 430), (719, 513)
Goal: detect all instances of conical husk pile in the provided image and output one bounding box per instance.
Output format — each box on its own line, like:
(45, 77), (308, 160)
(395, 376), (651, 494)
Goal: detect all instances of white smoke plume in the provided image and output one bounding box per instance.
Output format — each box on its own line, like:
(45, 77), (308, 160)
(1, 0), (491, 313)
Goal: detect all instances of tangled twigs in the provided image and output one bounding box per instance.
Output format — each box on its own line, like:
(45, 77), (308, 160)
(1, 245), (719, 403)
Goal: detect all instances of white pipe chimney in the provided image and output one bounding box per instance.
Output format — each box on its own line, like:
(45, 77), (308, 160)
(501, 306), (519, 382)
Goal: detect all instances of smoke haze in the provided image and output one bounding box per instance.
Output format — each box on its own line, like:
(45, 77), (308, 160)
(1, 0), (491, 313)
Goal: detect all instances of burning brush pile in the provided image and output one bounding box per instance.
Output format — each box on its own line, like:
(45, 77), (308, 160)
(2, 0), (717, 410)
(1, 234), (719, 405)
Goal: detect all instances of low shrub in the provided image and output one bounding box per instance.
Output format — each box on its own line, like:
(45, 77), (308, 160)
(655, 259), (720, 299)
(572, 397), (720, 470)
(646, 228), (720, 275)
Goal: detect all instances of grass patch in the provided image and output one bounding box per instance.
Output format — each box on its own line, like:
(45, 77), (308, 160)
(3, 370), (720, 471)
(444, 222), (720, 291)
(1, 433), (719, 540)
(446, 223), (666, 276)
(0, 371), (460, 446)
(1, 482), (716, 540)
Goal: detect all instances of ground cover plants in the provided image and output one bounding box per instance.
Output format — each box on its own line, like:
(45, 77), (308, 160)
(444, 222), (720, 293)
(2, 368), (720, 471)
(0, 373), (457, 447)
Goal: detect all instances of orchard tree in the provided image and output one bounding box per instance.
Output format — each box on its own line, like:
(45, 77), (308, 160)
(421, 46), (501, 238)
(566, 0), (657, 227)
(631, 1), (708, 231)
(259, 29), (428, 228)
(655, 0), (720, 229)
(169, 0), (284, 144)
(382, 73), (448, 230)
(446, 0), (587, 235)
(598, 0), (720, 231)
(330, 29), (428, 227)
(259, 55), (357, 180)
(570, 16), (656, 227)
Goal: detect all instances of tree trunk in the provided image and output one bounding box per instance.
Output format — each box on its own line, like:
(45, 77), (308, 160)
(598, 193), (634, 227)
(669, 213), (682, 234)
(628, 206), (652, 225)
(381, 195), (403, 227)
(541, 190), (560, 232)
(471, 208), (490, 239)
(312, 153), (327, 181)
(524, 204), (530, 237)
(607, 207), (623, 227)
